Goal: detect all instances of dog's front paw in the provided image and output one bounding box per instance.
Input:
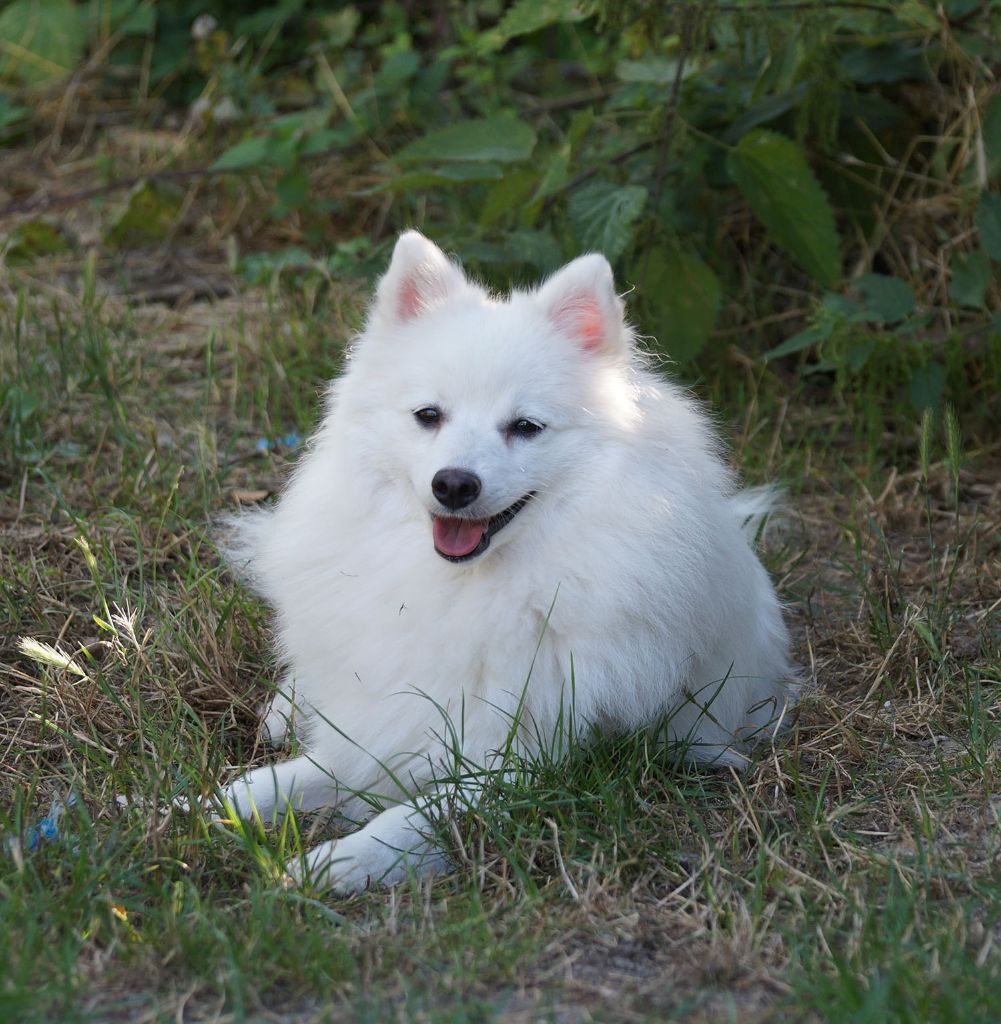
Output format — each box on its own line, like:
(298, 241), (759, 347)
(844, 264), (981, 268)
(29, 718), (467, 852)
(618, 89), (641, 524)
(286, 811), (446, 892)
(286, 834), (381, 895)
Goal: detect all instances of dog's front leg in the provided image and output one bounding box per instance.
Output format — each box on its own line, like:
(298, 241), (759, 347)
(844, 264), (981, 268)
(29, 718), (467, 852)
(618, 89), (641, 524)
(286, 799), (449, 894)
(218, 753), (337, 824)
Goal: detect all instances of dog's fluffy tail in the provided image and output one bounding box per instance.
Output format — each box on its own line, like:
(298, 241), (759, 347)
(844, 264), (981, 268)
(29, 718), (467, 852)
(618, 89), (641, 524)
(730, 485), (781, 545)
(214, 508), (275, 590)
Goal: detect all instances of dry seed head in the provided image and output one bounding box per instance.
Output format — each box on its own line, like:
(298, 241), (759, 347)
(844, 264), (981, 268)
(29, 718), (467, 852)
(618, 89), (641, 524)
(17, 638), (89, 679)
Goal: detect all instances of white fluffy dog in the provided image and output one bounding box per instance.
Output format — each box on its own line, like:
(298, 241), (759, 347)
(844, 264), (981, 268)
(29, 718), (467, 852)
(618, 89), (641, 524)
(215, 231), (797, 892)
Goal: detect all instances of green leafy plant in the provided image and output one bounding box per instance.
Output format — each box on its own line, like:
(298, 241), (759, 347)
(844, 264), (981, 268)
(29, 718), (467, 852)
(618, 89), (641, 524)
(3, 1), (999, 428)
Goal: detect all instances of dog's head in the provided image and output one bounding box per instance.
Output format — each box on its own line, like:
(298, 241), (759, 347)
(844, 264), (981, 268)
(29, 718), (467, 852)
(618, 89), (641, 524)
(341, 231), (639, 564)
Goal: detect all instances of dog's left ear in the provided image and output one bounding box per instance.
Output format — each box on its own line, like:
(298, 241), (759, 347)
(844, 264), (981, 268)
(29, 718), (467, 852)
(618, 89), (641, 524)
(373, 231), (470, 326)
(537, 254), (628, 358)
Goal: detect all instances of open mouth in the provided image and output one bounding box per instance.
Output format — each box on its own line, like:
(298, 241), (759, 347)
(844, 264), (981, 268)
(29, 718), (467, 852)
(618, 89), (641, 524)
(432, 493), (534, 562)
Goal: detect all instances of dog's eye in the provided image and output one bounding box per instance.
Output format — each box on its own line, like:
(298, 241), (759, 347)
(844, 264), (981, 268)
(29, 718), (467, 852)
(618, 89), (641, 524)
(508, 418), (545, 439)
(413, 406), (442, 428)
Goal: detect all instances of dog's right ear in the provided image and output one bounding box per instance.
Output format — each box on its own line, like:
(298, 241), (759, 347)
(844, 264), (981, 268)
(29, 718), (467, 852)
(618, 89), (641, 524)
(536, 253), (628, 359)
(372, 231), (469, 326)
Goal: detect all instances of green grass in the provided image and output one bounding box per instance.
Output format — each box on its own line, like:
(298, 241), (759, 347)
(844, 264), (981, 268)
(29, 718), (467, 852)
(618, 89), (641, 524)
(2, 269), (1000, 1023)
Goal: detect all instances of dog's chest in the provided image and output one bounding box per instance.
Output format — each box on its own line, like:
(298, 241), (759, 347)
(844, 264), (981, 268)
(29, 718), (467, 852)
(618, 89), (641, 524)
(280, 552), (556, 703)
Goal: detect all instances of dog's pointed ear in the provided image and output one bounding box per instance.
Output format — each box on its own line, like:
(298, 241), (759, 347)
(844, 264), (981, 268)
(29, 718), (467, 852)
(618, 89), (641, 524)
(373, 231), (469, 325)
(537, 254), (628, 357)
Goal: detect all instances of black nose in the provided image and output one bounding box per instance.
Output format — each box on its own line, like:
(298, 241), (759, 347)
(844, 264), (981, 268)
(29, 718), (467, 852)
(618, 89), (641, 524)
(432, 468), (481, 510)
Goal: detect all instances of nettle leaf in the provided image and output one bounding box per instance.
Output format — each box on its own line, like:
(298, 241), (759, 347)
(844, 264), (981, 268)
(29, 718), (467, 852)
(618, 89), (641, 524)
(840, 43), (928, 85)
(480, 168), (539, 227)
(7, 219), (69, 262)
(723, 85), (808, 145)
(764, 323), (830, 362)
(394, 118), (536, 165)
(567, 181), (647, 261)
(0, 0), (85, 84)
(478, 0), (589, 52)
(504, 228), (563, 272)
(854, 273), (915, 324)
(368, 163), (504, 194)
(106, 182), (182, 247)
(974, 192), (1001, 261)
(643, 250), (721, 362)
(211, 135), (275, 171)
(115, 2), (156, 36)
(727, 130), (841, 288)
(949, 249), (991, 308)
(275, 171), (310, 210)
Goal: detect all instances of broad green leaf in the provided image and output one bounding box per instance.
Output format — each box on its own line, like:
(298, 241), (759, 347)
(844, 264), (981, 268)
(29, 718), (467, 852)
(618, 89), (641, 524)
(237, 0), (305, 38)
(478, 0), (589, 52)
(727, 130), (841, 287)
(479, 168), (539, 227)
(300, 129), (339, 157)
(896, 0), (940, 30)
(531, 147), (570, 203)
(895, 310), (935, 336)
(616, 57), (677, 85)
(840, 44), (928, 85)
(321, 6), (360, 49)
(0, 0), (85, 84)
(368, 163), (504, 194)
(275, 171), (310, 210)
(974, 192), (1001, 261)
(374, 50), (421, 94)
(820, 292), (868, 322)
(7, 220), (69, 262)
(105, 182), (182, 247)
(504, 229), (563, 272)
(723, 85), (807, 145)
(847, 338), (875, 372)
(854, 273), (915, 324)
(948, 249), (991, 308)
(108, 0), (156, 36)
(567, 181), (647, 261)
(394, 118), (536, 165)
(643, 250), (721, 362)
(211, 135), (275, 171)
(764, 323), (831, 362)
(567, 109), (594, 150)
(239, 247), (314, 285)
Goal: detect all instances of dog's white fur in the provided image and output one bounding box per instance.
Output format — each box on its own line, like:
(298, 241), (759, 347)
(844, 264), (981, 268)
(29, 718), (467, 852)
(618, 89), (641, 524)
(216, 231), (797, 892)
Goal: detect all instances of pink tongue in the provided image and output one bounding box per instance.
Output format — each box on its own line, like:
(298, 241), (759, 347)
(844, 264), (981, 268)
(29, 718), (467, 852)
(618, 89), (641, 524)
(433, 516), (488, 557)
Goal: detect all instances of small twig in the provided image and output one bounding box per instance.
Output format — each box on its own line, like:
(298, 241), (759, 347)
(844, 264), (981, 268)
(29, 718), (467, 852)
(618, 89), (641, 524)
(545, 818), (579, 901)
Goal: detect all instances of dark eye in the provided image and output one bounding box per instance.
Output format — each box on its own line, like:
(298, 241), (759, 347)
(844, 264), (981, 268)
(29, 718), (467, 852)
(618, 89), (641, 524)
(508, 417), (545, 439)
(413, 406), (442, 428)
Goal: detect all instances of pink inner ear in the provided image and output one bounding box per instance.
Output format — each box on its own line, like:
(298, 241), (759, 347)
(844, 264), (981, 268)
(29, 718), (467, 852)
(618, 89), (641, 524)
(553, 293), (606, 351)
(397, 276), (423, 321)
